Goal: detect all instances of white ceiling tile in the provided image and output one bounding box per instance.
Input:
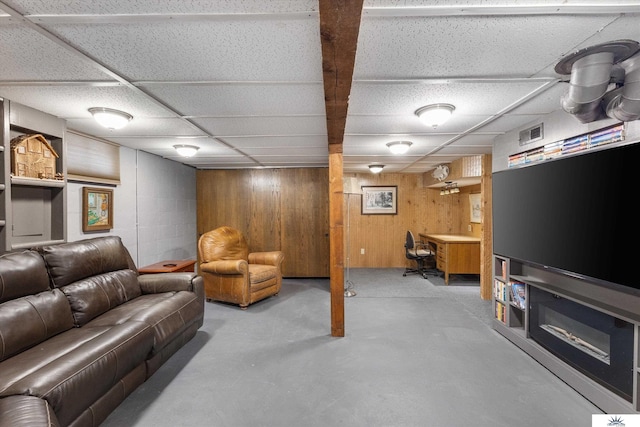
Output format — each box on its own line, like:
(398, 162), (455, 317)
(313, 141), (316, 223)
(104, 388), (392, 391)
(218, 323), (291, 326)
(142, 83), (326, 116)
(3, 0), (318, 15)
(214, 135), (328, 149)
(354, 14), (623, 79)
(191, 116), (327, 137)
(0, 26), (111, 81)
(0, 85), (173, 120)
(44, 17), (322, 82)
(347, 81), (555, 117)
(244, 146), (328, 156)
(67, 118), (205, 140)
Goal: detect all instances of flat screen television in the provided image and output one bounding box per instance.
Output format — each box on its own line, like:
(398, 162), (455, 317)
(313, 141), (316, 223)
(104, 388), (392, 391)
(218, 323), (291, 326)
(492, 141), (638, 291)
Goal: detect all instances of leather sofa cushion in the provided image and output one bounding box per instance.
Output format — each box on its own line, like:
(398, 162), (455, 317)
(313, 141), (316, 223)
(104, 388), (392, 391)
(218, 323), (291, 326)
(0, 395), (60, 427)
(85, 291), (203, 355)
(61, 270), (142, 326)
(0, 251), (51, 304)
(0, 321), (153, 427)
(0, 289), (74, 363)
(38, 236), (137, 289)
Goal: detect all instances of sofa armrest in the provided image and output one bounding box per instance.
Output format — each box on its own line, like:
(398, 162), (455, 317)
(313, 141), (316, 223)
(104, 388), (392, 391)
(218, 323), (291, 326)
(248, 251), (284, 267)
(200, 259), (248, 275)
(138, 272), (200, 293)
(0, 395), (60, 427)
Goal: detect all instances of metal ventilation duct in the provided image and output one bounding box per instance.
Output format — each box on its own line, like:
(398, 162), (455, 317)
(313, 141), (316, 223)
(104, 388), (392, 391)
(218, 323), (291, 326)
(555, 40), (640, 124)
(605, 54), (640, 122)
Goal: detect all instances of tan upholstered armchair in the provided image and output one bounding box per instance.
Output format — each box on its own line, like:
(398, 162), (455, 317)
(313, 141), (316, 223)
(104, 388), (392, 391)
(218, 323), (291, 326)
(198, 226), (284, 309)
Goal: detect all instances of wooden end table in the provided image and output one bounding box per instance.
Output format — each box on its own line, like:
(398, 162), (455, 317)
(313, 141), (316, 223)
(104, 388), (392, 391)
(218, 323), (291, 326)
(138, 259), (196, 274)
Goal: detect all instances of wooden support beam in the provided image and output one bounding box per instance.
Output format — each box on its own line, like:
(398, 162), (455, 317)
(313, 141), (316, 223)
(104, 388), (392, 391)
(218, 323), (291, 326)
(319, 0), (364, 337)
(329, 152), (345, 337)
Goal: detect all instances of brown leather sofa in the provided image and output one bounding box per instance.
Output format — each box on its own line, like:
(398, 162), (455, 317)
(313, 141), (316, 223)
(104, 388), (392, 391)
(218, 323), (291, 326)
(198, 226), (284, 309)
(0, 236), (204, 427)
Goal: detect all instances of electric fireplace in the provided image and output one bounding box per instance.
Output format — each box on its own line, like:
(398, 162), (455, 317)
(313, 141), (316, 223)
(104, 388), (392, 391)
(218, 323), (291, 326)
(529, 286), (634, 402)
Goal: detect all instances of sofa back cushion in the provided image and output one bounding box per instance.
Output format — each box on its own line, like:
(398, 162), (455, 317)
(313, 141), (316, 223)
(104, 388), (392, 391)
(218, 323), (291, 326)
(0, 288), (74, 362)
(38, 236), (138, 288)
(0, 251), (51, 304)
(61, 269), (141, 326)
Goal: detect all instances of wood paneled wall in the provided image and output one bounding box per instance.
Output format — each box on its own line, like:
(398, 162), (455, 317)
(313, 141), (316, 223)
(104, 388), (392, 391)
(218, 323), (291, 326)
(196, 167), (485, 284)
(346, 173), (480, 268)
(196, 168), (329, 277)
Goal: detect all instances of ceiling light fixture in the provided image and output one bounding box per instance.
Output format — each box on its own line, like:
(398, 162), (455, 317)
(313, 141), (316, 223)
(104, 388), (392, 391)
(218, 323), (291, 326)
(386, 141), (412, 154)
(440, 181), (460, 196)
(368, 164), (385, 174)
(88, 107), (133, 130)
(415, 103), (455, 128)
(173, 144), (200, 157)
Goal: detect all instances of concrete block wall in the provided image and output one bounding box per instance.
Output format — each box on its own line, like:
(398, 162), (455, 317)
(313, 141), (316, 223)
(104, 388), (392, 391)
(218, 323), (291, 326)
(67, 147), (197, 268)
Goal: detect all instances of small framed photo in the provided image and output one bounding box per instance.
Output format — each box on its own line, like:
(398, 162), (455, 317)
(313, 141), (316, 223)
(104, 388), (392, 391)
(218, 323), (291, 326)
(82, 187), (114, 232)
(361, 185), (397, 215)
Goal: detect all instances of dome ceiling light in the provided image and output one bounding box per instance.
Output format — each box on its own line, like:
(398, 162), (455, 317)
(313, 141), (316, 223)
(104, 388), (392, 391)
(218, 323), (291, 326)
(88, 107), (133, 130)
(173, 144), (200, 157)
(386, 141), (412, 154)
(368, 164), (385, 173)
(415, 103), (455, 128)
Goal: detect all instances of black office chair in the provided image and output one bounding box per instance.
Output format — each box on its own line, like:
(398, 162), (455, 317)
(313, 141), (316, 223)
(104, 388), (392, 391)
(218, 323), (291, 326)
(403, 231), (437, 279)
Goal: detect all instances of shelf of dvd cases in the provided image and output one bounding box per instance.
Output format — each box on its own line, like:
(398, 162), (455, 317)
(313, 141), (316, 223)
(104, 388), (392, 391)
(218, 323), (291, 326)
(493, 256), (508, 325)
(493, 255), (525, 329)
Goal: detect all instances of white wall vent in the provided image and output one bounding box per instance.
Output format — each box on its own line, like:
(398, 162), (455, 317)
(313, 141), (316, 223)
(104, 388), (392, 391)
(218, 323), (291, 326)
(519, 123), (544, 146)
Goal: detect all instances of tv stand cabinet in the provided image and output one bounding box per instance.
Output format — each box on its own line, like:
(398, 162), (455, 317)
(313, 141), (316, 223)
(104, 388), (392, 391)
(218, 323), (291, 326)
(493, 255), (640, 414)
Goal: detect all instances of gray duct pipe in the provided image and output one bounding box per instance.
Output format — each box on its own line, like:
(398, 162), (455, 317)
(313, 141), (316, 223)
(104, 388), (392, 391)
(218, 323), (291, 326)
(561, 51), (615, 123)
(606, 53), (640, 122)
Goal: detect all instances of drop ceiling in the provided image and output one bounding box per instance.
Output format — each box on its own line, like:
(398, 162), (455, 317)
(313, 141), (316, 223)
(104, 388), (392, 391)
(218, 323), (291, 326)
(1, 1), (639, 174)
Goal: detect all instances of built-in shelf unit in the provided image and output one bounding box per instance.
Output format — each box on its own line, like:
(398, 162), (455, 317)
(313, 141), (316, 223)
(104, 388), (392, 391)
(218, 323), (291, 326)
(0, 99), (67, 252)
(493, 255), (640, 414)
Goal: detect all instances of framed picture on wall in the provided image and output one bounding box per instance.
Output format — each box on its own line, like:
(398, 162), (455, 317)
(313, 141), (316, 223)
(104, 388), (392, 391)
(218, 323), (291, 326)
(82, 187), (114, 232)
(361, 185), (397, 215)
(469, 193), (481, 223)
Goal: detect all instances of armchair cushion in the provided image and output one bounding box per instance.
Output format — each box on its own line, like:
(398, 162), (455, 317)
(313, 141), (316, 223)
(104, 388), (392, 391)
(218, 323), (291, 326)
(199, 226), (249, 261)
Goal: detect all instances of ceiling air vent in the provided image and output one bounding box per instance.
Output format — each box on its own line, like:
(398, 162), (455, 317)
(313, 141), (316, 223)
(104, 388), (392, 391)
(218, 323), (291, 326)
(519, 123), (544, 146)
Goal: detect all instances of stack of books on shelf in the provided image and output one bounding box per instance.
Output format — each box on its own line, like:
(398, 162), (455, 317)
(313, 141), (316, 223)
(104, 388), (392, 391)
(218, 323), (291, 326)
(495, 301), (506, 323)
(494, 279), (507, 301)
(509, 281), (526, 310)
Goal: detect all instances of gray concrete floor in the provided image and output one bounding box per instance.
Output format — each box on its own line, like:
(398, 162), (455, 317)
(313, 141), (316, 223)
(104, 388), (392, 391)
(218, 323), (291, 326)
(102, 268), (602, 427)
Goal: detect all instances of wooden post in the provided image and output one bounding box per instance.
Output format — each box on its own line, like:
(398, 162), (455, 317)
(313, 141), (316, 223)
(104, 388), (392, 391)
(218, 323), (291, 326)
(319, 0), (364, 337)
(329, 152), (345, 337)
(480, 154), (493, 300)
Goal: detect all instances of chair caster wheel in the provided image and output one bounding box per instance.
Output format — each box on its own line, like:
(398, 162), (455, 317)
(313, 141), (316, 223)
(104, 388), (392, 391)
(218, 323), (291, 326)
(403, 273), (407, 276)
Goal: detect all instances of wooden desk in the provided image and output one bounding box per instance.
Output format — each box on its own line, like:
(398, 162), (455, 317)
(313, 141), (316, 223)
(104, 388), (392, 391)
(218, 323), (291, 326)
(419, 234), (480, 285)
(138, 259), (196, 274)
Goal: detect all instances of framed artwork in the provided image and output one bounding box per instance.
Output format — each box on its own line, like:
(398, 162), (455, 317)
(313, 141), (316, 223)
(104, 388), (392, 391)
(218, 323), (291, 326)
(82, 187), (114, 232)
(469, 193), (481, 223)
(361, 185), (397, 215)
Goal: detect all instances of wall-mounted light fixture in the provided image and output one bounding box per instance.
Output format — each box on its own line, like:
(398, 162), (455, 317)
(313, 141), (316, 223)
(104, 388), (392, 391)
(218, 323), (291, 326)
(88, 107), (133, 130)
(368, 164), (385, 173)
(416, 103), (455, 128)
(386, 141), (412, 154)
(173, 144), (200, 157)
(440, 181), (460, 196)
